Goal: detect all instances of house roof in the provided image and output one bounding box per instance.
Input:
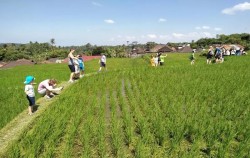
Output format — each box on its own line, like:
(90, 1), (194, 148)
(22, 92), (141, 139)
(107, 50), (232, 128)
(132, 47), (145, 54)
(158, 45), (173, 52)
(179, 46), (193, 53)
(150, 44), (165, 52)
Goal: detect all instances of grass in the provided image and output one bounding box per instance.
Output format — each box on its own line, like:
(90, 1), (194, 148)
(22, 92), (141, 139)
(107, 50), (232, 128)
(1, 53), (250, 157)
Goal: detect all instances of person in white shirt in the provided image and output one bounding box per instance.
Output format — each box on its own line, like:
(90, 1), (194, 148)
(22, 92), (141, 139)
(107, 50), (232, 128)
(98, 54), (107, 72)
(24, 76), (36, 115)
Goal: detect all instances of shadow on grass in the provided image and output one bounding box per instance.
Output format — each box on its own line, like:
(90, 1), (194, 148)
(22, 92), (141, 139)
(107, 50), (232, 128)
(33, 104), (40, 113)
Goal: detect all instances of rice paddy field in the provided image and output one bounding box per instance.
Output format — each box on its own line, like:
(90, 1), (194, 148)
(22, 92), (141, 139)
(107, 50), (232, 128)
(1, 53), (250, 157)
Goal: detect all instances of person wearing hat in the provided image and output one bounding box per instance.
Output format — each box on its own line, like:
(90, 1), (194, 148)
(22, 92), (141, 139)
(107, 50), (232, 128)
(24, 76), (36, 115)
(38, 79), (63, 99)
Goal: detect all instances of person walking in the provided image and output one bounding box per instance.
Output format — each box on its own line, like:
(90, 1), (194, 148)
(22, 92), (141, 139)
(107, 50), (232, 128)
(24, 76), (36, 115)
(98, 54), (107, 72)
(189, 51), (195, 65)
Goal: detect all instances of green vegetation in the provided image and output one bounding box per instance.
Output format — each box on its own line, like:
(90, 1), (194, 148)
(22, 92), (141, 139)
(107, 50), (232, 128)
(1, 33), (249, 62)
(1, 54), (250, 157)
(194, 33), (250, 49)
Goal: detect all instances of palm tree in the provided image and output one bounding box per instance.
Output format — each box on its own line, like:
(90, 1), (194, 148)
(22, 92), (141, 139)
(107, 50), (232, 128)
(50, 38), (55, 53)
(50, 38), (55, 46)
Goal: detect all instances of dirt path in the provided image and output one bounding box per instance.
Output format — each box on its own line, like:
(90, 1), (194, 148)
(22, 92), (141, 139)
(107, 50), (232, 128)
(0, 72), (98, 156)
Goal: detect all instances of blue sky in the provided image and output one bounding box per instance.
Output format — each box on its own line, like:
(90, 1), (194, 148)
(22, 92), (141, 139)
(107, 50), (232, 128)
(0, 0), (250, 46)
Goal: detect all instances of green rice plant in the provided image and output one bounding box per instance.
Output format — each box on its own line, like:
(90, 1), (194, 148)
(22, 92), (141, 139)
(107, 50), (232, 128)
(2, 54), (250, 157)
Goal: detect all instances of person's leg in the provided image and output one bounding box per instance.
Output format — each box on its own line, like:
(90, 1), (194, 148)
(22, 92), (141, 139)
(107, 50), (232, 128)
(27, 96), (35, 115)
(68, 65), (75, 82)
(38, 89), (46, 96)
(28, 106), (32, 115)
(99, 66), (102, 71)
(69, 72), (75, 82)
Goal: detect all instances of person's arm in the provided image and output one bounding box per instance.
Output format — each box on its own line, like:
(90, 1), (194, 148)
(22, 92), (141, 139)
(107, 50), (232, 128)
(24, 86), (31, 95)
(45, 84), (62, 91)
(68, 50), (78, 59)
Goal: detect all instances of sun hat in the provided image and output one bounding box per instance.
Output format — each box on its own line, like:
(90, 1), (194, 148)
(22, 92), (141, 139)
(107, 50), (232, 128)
(24, 76), (35, 84)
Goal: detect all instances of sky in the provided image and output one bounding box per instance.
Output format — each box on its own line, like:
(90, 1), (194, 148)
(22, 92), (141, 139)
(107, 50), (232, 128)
(0, 0), (250, 46)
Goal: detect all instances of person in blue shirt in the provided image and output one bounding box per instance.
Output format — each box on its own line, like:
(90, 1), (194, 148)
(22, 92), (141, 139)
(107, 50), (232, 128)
(77, 55), (85, 78)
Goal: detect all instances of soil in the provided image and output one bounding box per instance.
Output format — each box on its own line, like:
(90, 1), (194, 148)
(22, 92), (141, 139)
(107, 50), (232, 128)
(0, 56), (101, 69)
(0, 59), (34, 69)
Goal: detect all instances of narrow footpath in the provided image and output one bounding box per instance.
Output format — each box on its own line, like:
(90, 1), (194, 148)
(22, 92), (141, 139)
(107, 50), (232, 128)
(0, 72), (98, 156)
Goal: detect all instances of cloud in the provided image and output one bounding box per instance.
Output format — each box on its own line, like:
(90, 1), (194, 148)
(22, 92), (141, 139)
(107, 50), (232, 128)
(202, 26), (210, 29)
(158, 18), (166, 22)
(104, 19), (115, 24)
(214, 27), (222, 31)
(92, 1), (102, 7)
(222, 2), (250, 15)
(172, 33), (185, 38)
(195, 26), (210, 30)
(147, 34), (157, 39)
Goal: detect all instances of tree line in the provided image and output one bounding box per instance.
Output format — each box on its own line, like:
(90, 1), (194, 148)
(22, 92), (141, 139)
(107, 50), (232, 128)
(0, 33), (249, 62)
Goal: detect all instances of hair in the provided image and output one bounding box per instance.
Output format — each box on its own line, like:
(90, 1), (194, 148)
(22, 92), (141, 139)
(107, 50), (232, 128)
(49, 79), (57, 85)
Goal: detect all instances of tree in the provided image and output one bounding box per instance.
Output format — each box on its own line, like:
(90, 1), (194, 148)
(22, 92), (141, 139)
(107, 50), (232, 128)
(50, 38), (55, 54)
(50, 38), (55, 46)
(146, 42), (157, 51)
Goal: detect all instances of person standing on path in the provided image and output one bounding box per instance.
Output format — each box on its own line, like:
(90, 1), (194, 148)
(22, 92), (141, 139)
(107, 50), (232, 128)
(67, 49), (78, 83)
(98, 54), (107, 72)
(24, 76), (36, 115)
(77, 55), (85, 78)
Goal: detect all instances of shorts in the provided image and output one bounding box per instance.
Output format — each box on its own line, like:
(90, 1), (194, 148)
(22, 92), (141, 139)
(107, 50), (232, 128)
(207, 55), (212, 59)
(68, 65), (75, 72)
(215, 55), (220, 59)
(80, 66), (84, 71)
(26, 96), (35, 106)
(100, 62), (106, 67)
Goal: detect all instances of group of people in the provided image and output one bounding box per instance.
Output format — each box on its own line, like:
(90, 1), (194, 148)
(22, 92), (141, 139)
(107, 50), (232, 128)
(150, 52), (167, 67)
(24, 76), (63, 115)
(206, 46), (225, 64)
(24, 49), (108, 116)
(67, 49), (107, 83)
(221, 47), (246, 56)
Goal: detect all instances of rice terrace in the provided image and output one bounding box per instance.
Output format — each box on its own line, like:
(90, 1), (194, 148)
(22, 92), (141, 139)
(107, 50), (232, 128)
(0, 53), (250, 157)
(1, 1), (250, 157)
